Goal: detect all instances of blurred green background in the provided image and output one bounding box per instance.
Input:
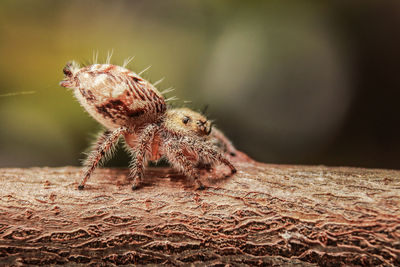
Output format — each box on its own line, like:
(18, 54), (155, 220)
(1, 0), (400, 169)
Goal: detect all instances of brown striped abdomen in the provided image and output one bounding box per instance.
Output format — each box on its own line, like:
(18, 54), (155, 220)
(73, 64), (166, 129)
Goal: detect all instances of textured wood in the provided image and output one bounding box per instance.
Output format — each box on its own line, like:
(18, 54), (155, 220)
(0, 158), (399, 266)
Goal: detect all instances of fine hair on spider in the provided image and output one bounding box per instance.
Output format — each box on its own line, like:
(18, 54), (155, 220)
(60, 53), (238, 190)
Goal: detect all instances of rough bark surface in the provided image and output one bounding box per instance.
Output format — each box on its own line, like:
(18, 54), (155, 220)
(0, 157), (399, 266)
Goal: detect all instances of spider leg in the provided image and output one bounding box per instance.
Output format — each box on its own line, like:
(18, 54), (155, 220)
(193, 140), (237, 176)
(164, 140), (205, 190)
(216, 152), (237, 175)
(129, 124), (158, 190)
(78, 126), (128, 190)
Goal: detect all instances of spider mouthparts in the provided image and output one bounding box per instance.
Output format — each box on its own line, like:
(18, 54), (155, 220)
(59, 80), (72, 88)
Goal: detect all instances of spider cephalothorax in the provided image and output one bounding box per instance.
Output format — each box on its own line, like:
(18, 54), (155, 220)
(163, 108), (212, 137)
(60, 60), (237, 190)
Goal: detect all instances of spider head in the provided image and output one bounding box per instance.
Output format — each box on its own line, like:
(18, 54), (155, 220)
(164, 108), (212, 136)
(60, 61), (80, 89)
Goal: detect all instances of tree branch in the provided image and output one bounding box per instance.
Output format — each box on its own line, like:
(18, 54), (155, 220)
(0, 158), (399, 265)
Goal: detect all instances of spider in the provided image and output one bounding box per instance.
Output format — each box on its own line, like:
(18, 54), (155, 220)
(60, 61), (236, 190)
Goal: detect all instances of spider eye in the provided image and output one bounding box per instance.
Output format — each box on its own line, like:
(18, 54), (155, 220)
(182, 116), (190, 124)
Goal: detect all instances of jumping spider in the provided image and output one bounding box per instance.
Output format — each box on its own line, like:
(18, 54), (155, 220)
(60, 61), (236, 190)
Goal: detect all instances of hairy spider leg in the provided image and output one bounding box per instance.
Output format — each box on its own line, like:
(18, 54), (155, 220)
(129, 124), (158, 190)
(197, 143), (237, 175)
(168, 136), (236, 181)
(79, 126), (128, 190)
(164, 139), (205, 190)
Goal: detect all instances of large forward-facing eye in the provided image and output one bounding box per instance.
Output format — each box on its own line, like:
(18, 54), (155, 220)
(182, 116), (190, 124)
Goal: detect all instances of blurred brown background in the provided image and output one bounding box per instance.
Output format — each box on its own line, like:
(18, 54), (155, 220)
(1, 0), (400, 169)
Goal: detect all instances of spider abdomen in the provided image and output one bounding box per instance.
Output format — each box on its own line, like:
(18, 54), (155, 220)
(62, 63), (166, 129)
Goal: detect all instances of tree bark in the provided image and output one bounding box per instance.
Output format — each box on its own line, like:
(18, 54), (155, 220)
(0, 156), (399, 266)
